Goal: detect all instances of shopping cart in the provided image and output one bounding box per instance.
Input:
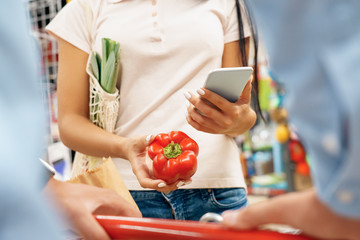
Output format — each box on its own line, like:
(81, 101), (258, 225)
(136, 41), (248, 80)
(94, 215), (321, 240)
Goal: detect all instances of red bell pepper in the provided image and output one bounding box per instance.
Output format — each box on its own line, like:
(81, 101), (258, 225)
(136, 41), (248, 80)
(147, 131), (199, 184)
(289, 139), (306, 163)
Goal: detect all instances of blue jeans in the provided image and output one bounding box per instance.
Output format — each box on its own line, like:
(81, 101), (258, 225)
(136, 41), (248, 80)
(130, 188), (247, 221)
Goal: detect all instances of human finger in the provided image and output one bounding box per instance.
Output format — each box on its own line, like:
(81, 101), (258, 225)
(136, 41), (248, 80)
(221, 192), (299, 230)
(92, 189), (142, 218)
(132, 162), (164, 189)
(131, 162), (176, 191)
(145, 134), (155, 145)
(236, 78), (252, 105)
(156, 181), (179, 193)
(185, 90), (224, 118)
(194, 88), (235, 113)
(176, 179), (192, 188)
(191, 89), (245, 130)
(186, 103), (223, 132)
(72, 209), (111, 240)
(185, 109), (220, 134)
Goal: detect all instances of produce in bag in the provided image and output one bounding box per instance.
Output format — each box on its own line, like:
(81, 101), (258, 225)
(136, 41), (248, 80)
(69, 38), (138, 209)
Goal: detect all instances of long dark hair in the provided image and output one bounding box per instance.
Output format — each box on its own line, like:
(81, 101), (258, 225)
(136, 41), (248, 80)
(235, 0), (264, 122)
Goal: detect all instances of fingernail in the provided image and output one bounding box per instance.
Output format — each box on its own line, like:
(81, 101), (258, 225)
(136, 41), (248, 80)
(176, 181), (185, 188)
(185, 100), (190, 108)
(197, 88), (205, 95)
(158, 183), (166, 188)
(184, 91), (191, 100)
(185, 111), (188, 117)
(184, 180), (192, 185)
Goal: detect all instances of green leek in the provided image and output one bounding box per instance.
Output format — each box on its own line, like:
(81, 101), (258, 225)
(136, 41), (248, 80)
(90, 38), (121, 94)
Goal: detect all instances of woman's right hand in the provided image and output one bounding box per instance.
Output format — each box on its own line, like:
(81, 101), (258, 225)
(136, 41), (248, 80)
(126, 135), (180, 192)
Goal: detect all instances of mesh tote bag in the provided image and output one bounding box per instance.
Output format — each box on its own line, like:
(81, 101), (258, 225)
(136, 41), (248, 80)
(67, 0), (137, 209)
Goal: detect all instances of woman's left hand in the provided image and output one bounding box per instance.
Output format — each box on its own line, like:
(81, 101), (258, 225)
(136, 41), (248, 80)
(125, 135), (182, 192)
(185, 79), (256, 137)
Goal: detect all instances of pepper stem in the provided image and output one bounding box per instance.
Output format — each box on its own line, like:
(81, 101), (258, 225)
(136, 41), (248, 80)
(163, 141), (182, 159)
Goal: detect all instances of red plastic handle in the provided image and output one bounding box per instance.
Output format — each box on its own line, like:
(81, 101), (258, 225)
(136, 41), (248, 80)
(95, 215), (318, 240)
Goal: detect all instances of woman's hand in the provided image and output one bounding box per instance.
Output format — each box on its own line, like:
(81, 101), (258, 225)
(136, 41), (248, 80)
(125, 135), (183, 192)
(221, 189), (360, 240)
(185, 79), (256, 137)
(43, 179), (142, 240)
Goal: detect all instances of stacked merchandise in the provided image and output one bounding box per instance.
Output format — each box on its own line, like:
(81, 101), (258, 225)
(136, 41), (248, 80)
(237, 64), (312, 196)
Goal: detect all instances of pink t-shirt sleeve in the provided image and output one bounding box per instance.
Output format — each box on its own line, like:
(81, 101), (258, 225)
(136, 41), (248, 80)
(45, 0), (92, 53)
(224, 0), (251, 44)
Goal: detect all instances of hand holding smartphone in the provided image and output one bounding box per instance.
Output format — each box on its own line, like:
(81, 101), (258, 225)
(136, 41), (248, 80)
(204, 67), (253, 103)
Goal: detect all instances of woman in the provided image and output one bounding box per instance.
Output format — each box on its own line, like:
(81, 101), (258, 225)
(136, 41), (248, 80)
(47, 0), (259, 220)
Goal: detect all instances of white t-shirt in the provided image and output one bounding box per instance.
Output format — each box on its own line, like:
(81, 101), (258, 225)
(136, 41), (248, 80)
(47, 0), (251, 190)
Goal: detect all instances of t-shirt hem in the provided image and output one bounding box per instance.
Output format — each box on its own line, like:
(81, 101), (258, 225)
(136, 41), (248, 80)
(224, 32), (250, 44)
(224, 33), (240, 44)
(125, 178), (247, 191)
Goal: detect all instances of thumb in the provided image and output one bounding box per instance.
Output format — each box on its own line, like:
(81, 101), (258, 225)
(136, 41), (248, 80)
(73, 210), (111, 240)
(237, 76), (253, 104)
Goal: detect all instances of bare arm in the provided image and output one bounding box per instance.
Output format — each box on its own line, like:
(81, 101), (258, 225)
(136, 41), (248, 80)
(185, 39), (256, 137)
(54, 37), (179, 191)
(222, 189), (360, 240)
(222, 38), (250, 68)
(56, 38), (128, 158)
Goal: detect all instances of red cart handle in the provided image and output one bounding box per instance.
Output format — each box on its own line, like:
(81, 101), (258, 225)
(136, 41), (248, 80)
(95, 215), (319, 240)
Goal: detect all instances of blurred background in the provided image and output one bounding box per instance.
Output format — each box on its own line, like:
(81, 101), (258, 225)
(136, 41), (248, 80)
(28, 0), (312, 201)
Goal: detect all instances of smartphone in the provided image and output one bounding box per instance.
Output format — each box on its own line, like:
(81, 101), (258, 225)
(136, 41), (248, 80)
(204, 67), (253, 103)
